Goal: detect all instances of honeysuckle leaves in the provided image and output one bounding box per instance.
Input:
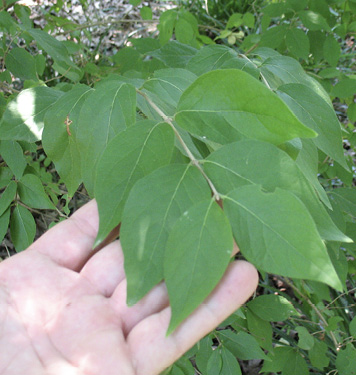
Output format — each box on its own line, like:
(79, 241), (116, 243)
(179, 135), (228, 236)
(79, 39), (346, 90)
(175, 69), (316, 146)
(185, 44), (259, 78)
(260, 55), (331, 105)
(10, 204), (36, 252)
(0, 180), (16, 216)
(43, 85), (93, 196)
(0, 140), (26, 179)
(148, 41), (197, 68)
(203, 140), (349, 242)
(77, 81), (137, 196)
(277, 83), (348, 170)
(6, 47), (38, 81)
(95, 121), (175, 245)
(224, 185), (343, 290)
(27, 28), (83, 81)
(121, 164), (211, 304)
(0, 86), (63, 142)
(17, 173), (54, 210)
(164, 199), (233, 334)
(141, 68), (197, 116)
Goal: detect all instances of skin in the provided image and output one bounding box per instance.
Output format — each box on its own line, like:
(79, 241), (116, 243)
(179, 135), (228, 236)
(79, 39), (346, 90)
(0, 200), (258, 375)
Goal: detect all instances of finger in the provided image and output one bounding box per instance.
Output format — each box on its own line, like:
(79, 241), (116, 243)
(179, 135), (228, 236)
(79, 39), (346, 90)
(111, 280), (169, 336)
(29, 200), (99, 271)
(80, 241), (125, 297)
(128, 261), (258, 375)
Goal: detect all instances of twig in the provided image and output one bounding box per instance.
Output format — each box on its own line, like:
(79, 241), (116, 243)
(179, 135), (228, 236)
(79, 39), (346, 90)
(137, 89), (220, 201)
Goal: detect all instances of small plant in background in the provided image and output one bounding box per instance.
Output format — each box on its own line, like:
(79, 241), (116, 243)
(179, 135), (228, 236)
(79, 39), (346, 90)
(1, 0), (356, 374)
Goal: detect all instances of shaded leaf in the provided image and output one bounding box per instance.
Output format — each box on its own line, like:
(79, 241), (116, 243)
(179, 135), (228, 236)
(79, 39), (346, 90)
(207, 349), (222, 375)
(246, 308), (273, 351)
(6, 47), (38, 81)
(95, 121), (175, 245)
(298, 10), (331, 31)
(285, 28), (309, 60)
(336, 345), (356, 375)
(0, 140), (26, 179)
(204, 140), (348, 242)
(27, 28), (83, 81)
(219, 330), (268, 360)
(164, 199), (233, 334)
(10, 204), (36, 251)
(247, 294), (298, 322)
(0, 208), (10, 243)
(18, 174), (54, 209)
(121, 164), (211, 304)
(0, 86), (63, 142)
(0, 181), (16, 216)
(77, 82), (137, 195)
(186, 44), (258, 78)
(224, 185), (342, 290)
(260, 55), (331, 105)
(323, 35), (340, 66)
(43, 85), (93, 196)
(141, 68), (197, 116)
(175, 69), (316, 146)
(149, 41), (197, 68)
(309, 340), (329, 369)
(296, 326), (314, 350)
(278, 83), (348, 170)
(220, 347), (241, 375)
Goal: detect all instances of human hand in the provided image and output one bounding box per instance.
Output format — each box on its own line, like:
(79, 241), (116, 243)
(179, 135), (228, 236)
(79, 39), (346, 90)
(0, 200), (258, 375)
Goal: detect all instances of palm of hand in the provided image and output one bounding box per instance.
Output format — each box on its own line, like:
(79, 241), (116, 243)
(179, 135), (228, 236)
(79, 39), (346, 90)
(0, 201), (258, 375)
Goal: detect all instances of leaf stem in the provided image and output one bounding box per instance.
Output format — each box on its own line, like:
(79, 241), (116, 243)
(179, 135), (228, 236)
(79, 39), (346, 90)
(238, 53), (272, 90)
(137, 89), (220, 200)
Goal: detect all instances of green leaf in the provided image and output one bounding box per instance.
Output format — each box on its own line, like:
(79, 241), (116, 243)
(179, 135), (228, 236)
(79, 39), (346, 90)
(242, 12), (255, 28)
(285, 28), (310, 60)
(260, 24), (288, 49)
(331, 78), (356, 99)
(195, 336), (213, 374)
(149, 41), (197, 68)
(0, 181), (16, 216)
(27, 29), (83, 81)
(0, 140), (26, 179)
(278, 83), (348, 170)
(158, 9), (178, 45)
(121, 164), (211, 304)
(281, 349), (309, 375)
(220, 347), (241, 375)
(43, 85), (93, 196)
(204, 140), (348, 242)
(224, 185), (343, 290)
(140, 6), (152, 20)
(175, 15), (196, 47)
(141, 68), (197, 116)
(218, 330), (268, 360)
(248, 294), (298, 322)
(207, 349), (222, 375)
(260, 55), (331, 105)
(77, 82), (136, 196)
(175, 69), (316, 146)
(336, 344), (356, 375)
(323, 35), (340, 66)
(309, 340), (329, 369)
(350, 316), (356, 338)
(298, 10), (331, 31)
(18, 174), (54, 210)
(0, 208), (10, 243)
(246, 308), (273, 351)
(329, 188), (356, 219)
(10, 204), (36, 251)
(296, 326), (314, 350)
(185, 44), (259, 78)
(112, 47), (143, 74)
(95, 121), (174, 245)
(0, 86), (63, 142)
(308, 31), (326, 62)
(164, 199), (233, 334)
(6, 47), (38, 81)
(296, 139), (331, 208)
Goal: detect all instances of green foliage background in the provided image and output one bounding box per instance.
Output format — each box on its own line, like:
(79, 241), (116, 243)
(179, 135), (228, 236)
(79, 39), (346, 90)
(1, 0), (356, 374)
